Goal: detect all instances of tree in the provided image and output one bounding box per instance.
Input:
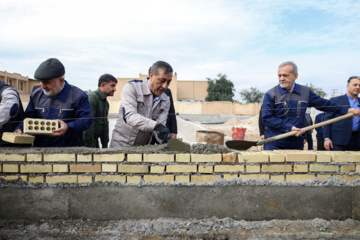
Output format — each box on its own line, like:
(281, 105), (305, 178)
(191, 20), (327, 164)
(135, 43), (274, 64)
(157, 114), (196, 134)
(206, 73), (235, 102)
(305, 83), (326, 98)
(239, 87), (264, 103)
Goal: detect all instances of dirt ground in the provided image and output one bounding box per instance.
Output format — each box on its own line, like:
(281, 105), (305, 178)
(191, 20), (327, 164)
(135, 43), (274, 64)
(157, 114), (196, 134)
(1, 218), (359, 239)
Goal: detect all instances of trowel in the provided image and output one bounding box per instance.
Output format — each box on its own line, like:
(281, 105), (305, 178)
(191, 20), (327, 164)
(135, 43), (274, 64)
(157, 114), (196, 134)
(226, 112), (354, 151)
(167, 138), (191, 152)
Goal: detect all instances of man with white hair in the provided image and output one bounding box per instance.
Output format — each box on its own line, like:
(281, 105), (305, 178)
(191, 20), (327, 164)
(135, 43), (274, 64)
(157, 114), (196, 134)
(15, 58), (92, 147)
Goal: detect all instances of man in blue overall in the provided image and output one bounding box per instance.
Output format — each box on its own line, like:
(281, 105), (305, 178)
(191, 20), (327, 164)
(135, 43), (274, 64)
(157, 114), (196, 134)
(15, 58), (92, 147)
(262, 61), (360, 150)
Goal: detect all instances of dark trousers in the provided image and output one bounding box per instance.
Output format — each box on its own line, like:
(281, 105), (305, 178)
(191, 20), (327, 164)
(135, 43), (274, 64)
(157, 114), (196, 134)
(316, 139), (326, 151)
(333, 132), (360, 151)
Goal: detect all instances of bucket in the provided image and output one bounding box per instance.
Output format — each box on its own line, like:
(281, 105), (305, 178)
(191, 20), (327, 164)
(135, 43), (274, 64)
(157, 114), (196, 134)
(196, 130), (224, 145)
(232, 127), (246, 140)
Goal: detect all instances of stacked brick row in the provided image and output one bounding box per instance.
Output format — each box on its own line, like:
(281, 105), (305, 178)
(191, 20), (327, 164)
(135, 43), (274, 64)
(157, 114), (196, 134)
(0, 151), (360, 184)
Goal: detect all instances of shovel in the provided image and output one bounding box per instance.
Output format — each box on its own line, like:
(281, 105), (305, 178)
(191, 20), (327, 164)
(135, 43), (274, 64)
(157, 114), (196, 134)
(226, 112), (354, 151)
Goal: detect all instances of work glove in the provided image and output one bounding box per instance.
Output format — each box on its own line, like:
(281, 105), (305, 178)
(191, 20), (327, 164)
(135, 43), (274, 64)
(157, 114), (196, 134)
(154, 124), (172, 143)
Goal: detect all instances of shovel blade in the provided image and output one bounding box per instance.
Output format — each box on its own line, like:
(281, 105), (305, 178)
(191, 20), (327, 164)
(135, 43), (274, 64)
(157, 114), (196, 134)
(168, 138), (191, 152)
(225, 140), (257, 151)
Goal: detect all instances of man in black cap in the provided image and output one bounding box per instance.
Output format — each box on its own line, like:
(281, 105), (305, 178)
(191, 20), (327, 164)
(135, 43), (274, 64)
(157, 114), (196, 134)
(15, 58), (92, 147)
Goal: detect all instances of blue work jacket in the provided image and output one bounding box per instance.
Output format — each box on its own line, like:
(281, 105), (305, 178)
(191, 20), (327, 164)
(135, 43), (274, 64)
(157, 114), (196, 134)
(16, 81), (92, 147)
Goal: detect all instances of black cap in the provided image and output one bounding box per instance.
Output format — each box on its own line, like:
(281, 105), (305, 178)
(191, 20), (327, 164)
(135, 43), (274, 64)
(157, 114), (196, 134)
(34, 58), (65, 82)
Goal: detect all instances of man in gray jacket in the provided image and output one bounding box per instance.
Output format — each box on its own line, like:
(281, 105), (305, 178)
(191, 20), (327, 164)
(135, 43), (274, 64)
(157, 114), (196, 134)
(110, 61), (173, 148)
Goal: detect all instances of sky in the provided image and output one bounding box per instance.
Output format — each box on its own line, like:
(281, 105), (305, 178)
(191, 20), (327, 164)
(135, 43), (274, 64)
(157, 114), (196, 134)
(0, 0), (359, 102)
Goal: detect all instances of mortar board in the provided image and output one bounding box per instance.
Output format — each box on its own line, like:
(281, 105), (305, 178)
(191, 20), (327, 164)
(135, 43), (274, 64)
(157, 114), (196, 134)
(34, 58), (65, 82)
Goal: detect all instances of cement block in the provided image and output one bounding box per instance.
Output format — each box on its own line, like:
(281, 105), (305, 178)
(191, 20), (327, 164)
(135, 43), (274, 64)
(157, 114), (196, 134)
(24, 118), (58, 135)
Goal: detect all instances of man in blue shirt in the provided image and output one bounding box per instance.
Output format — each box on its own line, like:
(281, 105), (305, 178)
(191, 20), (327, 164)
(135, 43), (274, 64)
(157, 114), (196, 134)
(15, 58), (92, 147)
(262, 61), (360, 150)
(323, 76), (360, 151)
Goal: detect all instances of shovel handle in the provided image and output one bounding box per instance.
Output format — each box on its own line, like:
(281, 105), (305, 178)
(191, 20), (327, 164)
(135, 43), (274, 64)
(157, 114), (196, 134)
(257, 112), (354, 145)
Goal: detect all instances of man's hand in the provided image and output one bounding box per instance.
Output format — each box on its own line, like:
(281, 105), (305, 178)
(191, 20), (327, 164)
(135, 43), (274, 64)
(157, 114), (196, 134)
(14, 129), (22, 134)
(50, 120), (68, 137)
(291, 126), (305, 137)
(171, 133), (177, 139)
(348, 108), (360, 117)
(154, 123), (172, 143)
(260, 135), (264, 140)
(324, 139), (333, 151)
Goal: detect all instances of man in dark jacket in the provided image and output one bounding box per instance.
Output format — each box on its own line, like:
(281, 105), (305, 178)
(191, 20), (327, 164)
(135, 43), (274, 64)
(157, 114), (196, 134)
(83, 74), (117, 148)
(0, 80), (24, 146)
(15, 58), (92, 147)
(323, 76), (360, 151)
(164, 88), (177, 138)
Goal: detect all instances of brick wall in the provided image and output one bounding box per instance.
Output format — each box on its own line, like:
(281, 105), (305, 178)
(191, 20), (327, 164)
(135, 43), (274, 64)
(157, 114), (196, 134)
(1, 151), (360, 184)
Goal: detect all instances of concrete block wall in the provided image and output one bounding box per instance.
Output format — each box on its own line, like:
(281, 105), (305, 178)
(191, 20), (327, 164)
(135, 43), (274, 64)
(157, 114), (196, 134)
(1, 150), (360, 184)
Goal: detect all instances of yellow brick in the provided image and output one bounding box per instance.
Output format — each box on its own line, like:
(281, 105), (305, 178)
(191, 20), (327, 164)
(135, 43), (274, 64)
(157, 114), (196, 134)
(53, 164), (68, 173)
(270, 175), (285, 182)
(1, 132), (35, 144)
(317, 174), (332, 181)
(267, 152), (285, 162)
(28, 176), (44, 183)
(316, 153), (332, 162)
(333, 174), (360, 181)
(175, 175), (190, 183)
(223, 174), (238, 180)
(118, 165), (149, 173)
(27, 154), (42, 162)
(175, 154), (190, 162)
(77, 154), (92, 162)
(357, 165), (360, 172)
(2, 164), (19, 173)
(286, 174), (315, 182)
(238, 152), (268, 163)
(214, 165), (244, 172)
(333, 152), (360, 163)
(166, 165), (197, 173)
(70, 164), (101, 173)
(262, 164), (292, 173)
(0, 165), (2, 172)
(0, 154), (25, 162)
(21, 164), (52, 173)
(286, 152), (316, 162)
(191, 175), (221, 183)
(191, 154), (221, 163)
(102, 164), (117, 172)
(46, 175), (77, 183)
(94, 153), (125, 162)
(294, 164), (308, 173)
(24, 118), (58, 135)
(143, 154), (174, 163)
(0, 175), (27, 181)
(246, 165), (260, 173)
(44, 154), (75, 162)
(341, 165), (356, 173)
(144, 175), (174, 183)
(78, 175), (93, 183)
(127, 154), (142, 162)
(240, 174), (269, 181)
(127, 175), (142, 183)
(222, 153), (237, 163)
(309, 164), (338, 172)
(150, 165), (165, 174)
(198, 165), (213, 173)
(95, 175), (126, 183)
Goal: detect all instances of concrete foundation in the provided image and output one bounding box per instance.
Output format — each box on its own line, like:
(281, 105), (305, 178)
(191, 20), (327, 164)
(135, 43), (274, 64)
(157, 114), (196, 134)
(1, 185), (359, 221)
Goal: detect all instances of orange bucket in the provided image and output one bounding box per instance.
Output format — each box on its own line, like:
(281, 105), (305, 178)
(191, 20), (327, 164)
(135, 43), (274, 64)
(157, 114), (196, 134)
(231, 127), (246, 140)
